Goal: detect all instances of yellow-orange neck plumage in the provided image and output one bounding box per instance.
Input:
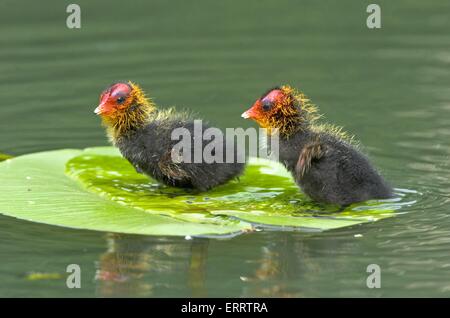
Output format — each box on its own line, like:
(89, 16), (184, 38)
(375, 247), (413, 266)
(264, 85), (319, 137)
(276, 86), (356, 145)
(101, 82), (156, 143)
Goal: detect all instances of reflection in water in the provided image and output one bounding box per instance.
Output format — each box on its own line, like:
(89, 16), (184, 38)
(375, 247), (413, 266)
(94, 232), (353, 298)
(188, 239), (209, 297)
(240, 237), (307, 297)
(239, 234), (348, 298)
(95, 234), (210, 297)
(95, 234), (153, 297)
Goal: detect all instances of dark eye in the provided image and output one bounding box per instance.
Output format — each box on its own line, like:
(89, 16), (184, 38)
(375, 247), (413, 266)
(262, 100), (272, 111)
(116, 96), (126, 104)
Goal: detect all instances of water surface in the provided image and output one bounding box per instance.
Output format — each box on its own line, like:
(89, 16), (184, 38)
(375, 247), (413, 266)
(1, 0), (450, 297)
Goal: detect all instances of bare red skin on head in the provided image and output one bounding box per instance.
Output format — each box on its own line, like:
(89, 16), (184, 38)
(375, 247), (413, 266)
(96, 83), (132, 116)
(242, 89), (286, 123)
(262, 89), (284, 105)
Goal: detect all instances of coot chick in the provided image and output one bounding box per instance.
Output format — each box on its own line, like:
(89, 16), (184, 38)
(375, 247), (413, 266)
(242, 85), (393, 205)
(95, 81), (244, 191)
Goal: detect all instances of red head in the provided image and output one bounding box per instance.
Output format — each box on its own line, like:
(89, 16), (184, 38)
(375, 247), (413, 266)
(95, 82), (134, 117)
(242, 85), (304, 134)
(94, 82), (155, 138)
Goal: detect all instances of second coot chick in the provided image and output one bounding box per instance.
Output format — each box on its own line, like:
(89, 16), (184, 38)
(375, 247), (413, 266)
(242, 85), (393, 206)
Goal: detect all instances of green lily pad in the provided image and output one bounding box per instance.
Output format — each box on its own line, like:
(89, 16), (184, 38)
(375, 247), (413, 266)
(0, 149), (250, 236)
(0, 147), (404, 237)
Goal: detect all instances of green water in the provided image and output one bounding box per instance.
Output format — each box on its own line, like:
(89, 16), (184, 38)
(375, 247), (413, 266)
(1, 0), (450, 297)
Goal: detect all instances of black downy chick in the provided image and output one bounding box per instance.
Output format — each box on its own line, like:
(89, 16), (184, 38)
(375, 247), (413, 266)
(95, 82), (244, 191)
(242, 85), (393, 206)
